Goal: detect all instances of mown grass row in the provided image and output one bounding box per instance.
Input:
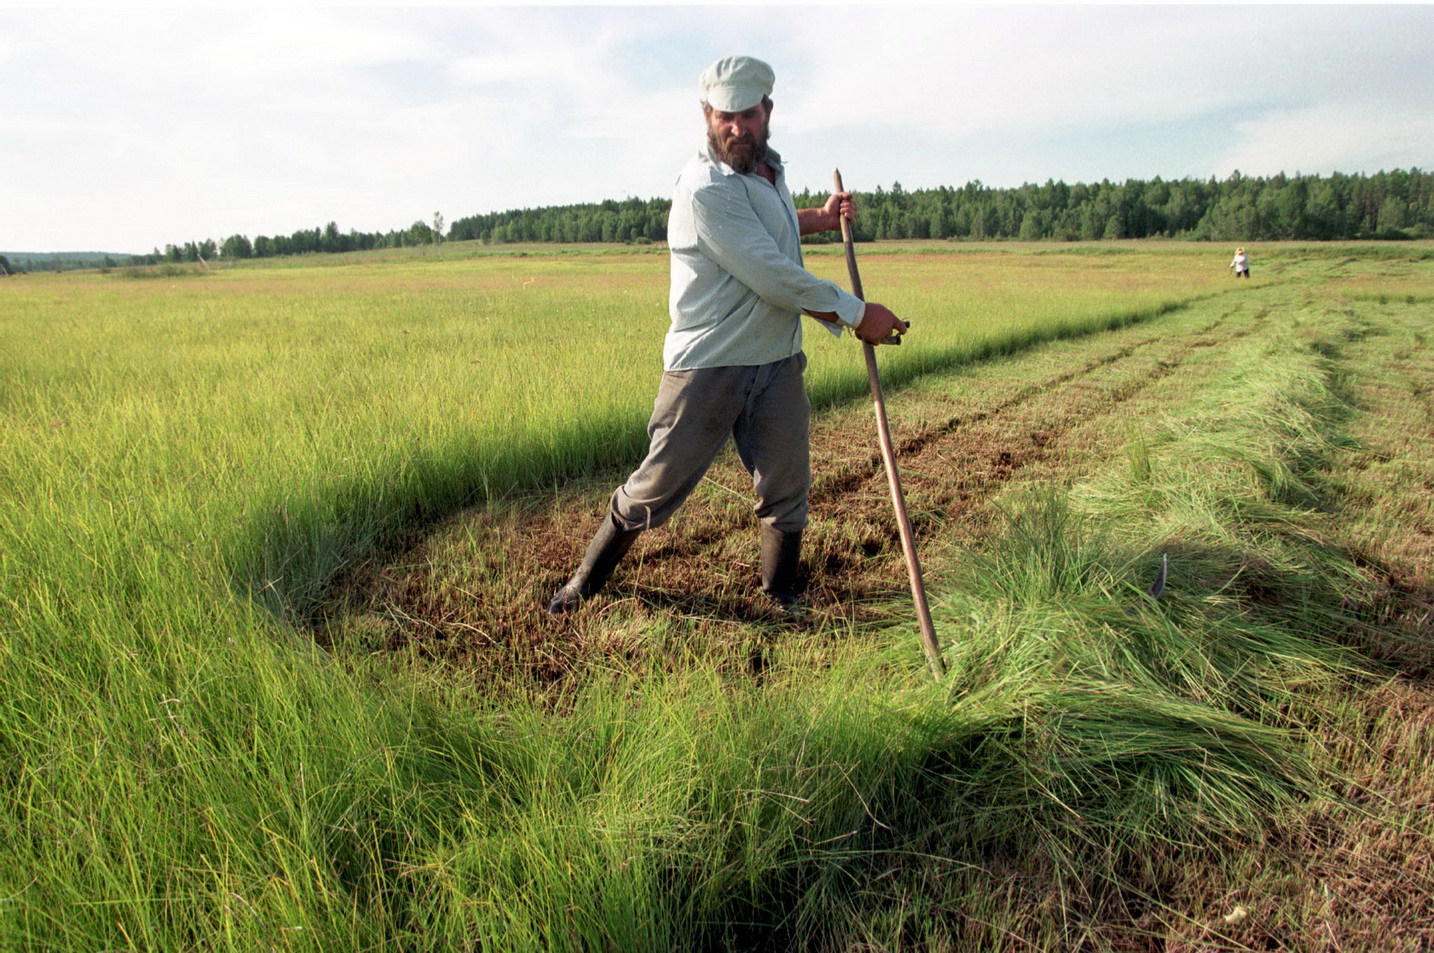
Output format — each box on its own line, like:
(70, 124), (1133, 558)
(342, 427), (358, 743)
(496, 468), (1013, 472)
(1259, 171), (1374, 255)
(0, 245), (1409, 949)
(706, 286), (1382, 949)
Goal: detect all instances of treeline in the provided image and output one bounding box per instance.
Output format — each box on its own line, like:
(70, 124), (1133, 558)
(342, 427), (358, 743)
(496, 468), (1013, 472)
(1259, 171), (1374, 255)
(822, 168), (1433, 243)
(124, 216), (449, 267)
(449, 197), (668, 245)
(123, 201), (668, 267)
(436, 170), (1432, 246)
(121, 167), (1434, 267)
(1, 251), (125, 274)
(11, 169), (1427, 274)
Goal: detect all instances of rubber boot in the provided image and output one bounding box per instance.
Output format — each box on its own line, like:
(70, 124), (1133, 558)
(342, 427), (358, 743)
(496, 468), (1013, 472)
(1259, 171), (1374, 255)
(760, 525), (805, 615)
(548, 514), (642, 614)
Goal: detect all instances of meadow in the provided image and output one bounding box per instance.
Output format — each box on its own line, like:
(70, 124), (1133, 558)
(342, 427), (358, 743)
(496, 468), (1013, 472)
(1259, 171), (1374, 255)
(2, 241), (1431, 950)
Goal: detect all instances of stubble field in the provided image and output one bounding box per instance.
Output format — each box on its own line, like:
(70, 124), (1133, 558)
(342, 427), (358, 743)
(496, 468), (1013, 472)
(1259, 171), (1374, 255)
(2, 241), (1432, 951)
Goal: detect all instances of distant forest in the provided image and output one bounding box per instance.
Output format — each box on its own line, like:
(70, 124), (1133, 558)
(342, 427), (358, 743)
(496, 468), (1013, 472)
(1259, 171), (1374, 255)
(4, 168), (1429, 273)
(446, 168), (1434, 247)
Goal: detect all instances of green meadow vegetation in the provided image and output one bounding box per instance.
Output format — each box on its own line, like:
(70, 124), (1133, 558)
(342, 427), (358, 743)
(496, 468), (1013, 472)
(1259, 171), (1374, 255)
(2, 241), (1432, 950)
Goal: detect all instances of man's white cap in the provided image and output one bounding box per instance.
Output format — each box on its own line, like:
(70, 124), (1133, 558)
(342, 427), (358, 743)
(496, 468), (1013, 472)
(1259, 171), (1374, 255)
(700, 56), (774, 112)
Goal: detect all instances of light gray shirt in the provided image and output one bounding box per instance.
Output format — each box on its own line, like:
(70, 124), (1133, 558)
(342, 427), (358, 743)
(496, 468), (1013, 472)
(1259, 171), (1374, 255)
(664, 144), (865, 371)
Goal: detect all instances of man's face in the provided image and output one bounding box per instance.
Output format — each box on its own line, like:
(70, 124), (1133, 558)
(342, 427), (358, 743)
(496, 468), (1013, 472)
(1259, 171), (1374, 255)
(705, 101), (771, 174)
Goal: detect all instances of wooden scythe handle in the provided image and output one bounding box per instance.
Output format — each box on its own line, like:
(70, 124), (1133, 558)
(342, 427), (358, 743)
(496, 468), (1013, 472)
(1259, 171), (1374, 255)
(834, 170), (945, 681)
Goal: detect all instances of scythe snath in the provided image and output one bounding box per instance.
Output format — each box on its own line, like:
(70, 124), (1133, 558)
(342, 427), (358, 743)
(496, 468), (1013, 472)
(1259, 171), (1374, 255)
(834, 169), (945, 682)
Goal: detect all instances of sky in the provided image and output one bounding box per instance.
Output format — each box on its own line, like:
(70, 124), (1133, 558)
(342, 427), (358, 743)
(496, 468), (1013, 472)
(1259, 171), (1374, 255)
(2, 2), (1431, 254)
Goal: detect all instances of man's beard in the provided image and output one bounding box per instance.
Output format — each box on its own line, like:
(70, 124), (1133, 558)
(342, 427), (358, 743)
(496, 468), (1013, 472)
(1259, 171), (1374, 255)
(708, 123), (770, 174)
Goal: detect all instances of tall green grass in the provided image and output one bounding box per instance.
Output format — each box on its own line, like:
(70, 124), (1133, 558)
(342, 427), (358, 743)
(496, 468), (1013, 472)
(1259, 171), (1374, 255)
(2, 248), (1216, 623)
(0, 244), (1387, 949)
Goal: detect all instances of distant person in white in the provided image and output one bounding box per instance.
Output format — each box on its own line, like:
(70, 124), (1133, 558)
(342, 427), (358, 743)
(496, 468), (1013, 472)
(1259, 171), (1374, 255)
(1230, 247), (1250, 278)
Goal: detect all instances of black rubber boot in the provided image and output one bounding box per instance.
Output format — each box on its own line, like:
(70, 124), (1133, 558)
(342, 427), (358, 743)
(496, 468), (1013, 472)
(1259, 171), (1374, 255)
(548, 514), (642, 614)
(760, 525), (805, 615)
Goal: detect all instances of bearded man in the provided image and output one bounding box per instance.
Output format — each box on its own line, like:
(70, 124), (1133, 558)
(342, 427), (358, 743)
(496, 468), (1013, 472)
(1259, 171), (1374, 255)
(548, 55), (907, 616)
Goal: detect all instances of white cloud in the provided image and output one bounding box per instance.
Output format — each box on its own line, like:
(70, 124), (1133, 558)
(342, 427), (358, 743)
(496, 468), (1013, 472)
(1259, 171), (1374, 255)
(1219, 103), (1434, 178)
(206, 9), (436, 77)
(2, 4), (1431, 251)
(776, 7), (1253, 137)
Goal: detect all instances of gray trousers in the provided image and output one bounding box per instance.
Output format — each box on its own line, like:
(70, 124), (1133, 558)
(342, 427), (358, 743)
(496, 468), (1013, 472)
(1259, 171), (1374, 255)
(610, 353), (811, 534)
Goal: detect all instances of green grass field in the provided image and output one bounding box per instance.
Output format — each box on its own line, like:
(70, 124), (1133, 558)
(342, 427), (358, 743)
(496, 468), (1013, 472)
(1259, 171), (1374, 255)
(2, 241), (1431, 950)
